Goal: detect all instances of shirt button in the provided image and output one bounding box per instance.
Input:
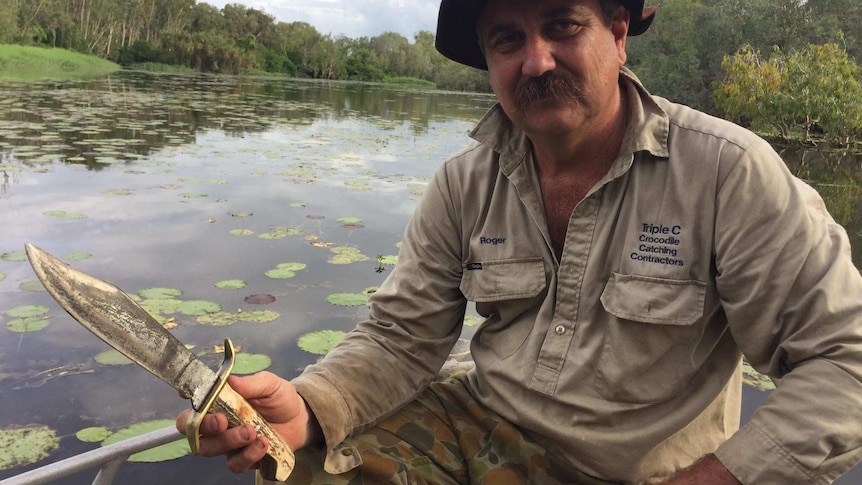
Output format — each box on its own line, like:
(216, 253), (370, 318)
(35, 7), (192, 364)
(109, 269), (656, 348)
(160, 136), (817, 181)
(341, 448), (354, 456)
(555, 325), (566, 335)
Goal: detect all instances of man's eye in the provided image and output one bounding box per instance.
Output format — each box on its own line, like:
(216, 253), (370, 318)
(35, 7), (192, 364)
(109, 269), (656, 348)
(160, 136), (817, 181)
(490, 32), (522, 51)
(549, 20), (580, 35)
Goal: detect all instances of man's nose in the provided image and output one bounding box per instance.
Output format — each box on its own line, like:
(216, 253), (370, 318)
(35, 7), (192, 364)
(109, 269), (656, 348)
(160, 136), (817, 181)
(521, 36), (556, 77)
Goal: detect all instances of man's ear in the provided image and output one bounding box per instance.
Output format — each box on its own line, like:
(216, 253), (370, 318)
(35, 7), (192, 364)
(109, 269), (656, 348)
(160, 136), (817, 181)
(612, 6), (630, 64)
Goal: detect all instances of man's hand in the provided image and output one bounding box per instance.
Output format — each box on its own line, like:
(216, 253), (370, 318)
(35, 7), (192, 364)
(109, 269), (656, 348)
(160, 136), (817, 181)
(176, 372), (321, 474)
(660, 454), (742, 485)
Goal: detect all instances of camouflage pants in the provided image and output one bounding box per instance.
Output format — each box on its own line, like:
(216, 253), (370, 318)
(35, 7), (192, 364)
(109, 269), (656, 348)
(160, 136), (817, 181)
(258, 376), (618, 485)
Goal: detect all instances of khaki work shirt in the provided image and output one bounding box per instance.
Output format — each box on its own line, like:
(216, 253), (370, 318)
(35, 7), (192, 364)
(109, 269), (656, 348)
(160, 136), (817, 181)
(292, 69), (862, 484)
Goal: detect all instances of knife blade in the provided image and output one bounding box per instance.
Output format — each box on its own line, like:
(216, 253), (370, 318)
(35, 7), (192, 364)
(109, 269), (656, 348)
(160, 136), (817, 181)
(25, 243), (295, 481)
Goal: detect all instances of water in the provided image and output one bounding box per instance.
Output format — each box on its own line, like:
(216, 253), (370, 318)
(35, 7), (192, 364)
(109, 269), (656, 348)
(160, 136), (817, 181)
(1, 71), (860, 483)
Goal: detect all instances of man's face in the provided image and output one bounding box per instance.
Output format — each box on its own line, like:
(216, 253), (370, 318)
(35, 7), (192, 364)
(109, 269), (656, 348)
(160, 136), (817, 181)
(477, 0), (629, 141)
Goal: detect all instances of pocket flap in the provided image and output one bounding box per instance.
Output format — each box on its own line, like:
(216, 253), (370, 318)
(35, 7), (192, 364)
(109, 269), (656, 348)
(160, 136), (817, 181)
(460, 257), (546, 302)
(600, 272), (706, 325)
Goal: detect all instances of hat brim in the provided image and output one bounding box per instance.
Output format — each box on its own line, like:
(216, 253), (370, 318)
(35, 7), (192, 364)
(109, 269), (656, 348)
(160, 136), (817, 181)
(435, 0), (655, 70)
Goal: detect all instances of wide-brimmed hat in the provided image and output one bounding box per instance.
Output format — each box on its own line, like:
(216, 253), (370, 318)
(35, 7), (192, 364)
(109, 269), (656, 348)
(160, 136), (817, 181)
(435, 0), (656, 70)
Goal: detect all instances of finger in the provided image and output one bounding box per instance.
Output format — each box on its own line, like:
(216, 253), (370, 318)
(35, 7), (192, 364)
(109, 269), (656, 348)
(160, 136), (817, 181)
(175, 410), (227, 437)
(225, 436), (270, 474)
(226, 372), (281, 401)
(197, 423), (257, 458)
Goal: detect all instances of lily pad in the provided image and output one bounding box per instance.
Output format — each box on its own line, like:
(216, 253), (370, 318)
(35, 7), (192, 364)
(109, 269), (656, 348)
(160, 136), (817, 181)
(742, 361), (776, 391)
(238, 310), (279, 323)
(215, 279), (247, 289)
(298, 330), (346, 355)
(76, 427), (112, 443)
(0, 425), (59, 470)
(139, 298), (183, 315)
(328, 246), (369, 265)
(376, 255), (398, 266)
(43, 210), (87, 220)
(139, 287), (182, 300)
(259, 227), (305, 239)
(5, 305), (49, 318)
(62, 252), (92, 261)
(244, 294), (275, 304)
(232, 353), (272, 375)
(289, 202), (308, 208)
(102, 189), (134, 196)
(196, 312), (238, 326)
(1, 251), (27, 262)
(264, 262), (307, 279)
(228, 211), (252, 217)
(6, 317), (50, 333)
(94, 349), (133, 366)
(101, 419), (189, 462)
(327, 293), (369, 306)
(463, 314), (483, 327)
(176, 300), (222, 316)
(229, 229), (255, 236)
(0, 272), (5, 281)
(18, 281), (46, 292)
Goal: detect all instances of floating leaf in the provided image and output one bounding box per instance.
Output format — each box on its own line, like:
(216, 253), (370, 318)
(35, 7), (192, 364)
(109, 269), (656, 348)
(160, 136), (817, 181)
(233, 353), (272, 375)
(62, 252), (92, 261)
(0, 425), (59, 470)
(238, 310), (279, 323)
(76, 427), (112, 443)
(326, 293), (369, 306)
(179, 192), (208, 199)
(138, 287), (182, 300)
(0, 271), (4, 281)
(298, 330), (345, 355)
(215, 279), (246, 289)
(328, 246), (369, 265)
(259, 227), (305, 239)
(306, 214), (325, 220)
(742, 361), (776, 391)
(196, 312), (238, 326)
(6, 317), (50, 333)
(463, 314), (482, 327)
(244, 294), (275, 304)
(176, 300), (221, 316)
(102, 189), (134, 196)
(376, 255), (398, 266)
(102, 419), (189, 462)
(42, 210), (87, 220)
(228, 211), (252, 217)
(289, 202), (307, 208)
(1, 251), (27, 262)
(265, 262), (307, 279)
(139, 299), (183, 315)
(94, 349), (133, 366)
(19, 281), (46, 292)
(229, 229), (255, 236)
(5, 305), (49, 318)
(345, 181), (372, 191)
(362, 287), (379, 297)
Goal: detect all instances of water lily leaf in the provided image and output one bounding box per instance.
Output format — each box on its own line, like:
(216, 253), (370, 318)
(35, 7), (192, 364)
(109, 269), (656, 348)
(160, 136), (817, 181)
(0, 425), (59, 470)
(215, 279), (247, 289)
(76, 427), (112, 442)
(345, 181), (372, 191)
(244, 294), (275, 304)
(209, 179), (227, 185)
(1, 251), (27, 262)
(306, 214), (325, 220)
(196, 311), (238, 326)
(43, 210), (87, 220)
(19, 281), (46, 292)
(463, 314), (482, 327)
(139, 298), (183, 315)
(232, 353), (272, 375)
(298, 330), (345, 355)
(102, 189), (134, 196)
(138, 287), (182, 300)
(376, 255), (398, 266)
(0, 271), (4, 281)
(328, 246), (369, 265)
(238, 310), (279, 323)
(5, 305), (49, 318)
(179, 192), (208, 199)
(228, 211), (252, 217)
(289, 202), (307, 208)
(264, 263), (306, 279)
(94, 349), (133, 366)
(102, 419), (189, 462)
(62, 252), (92, 261)
(259, 226), (305, 239)
(362, 287), (379, 297)
(326, 293), (369, 306)
(6, 317), (50, 333)
(176, 300), (222, 316)
(229, 229), (255, 236)
(742, 361), (776, 391)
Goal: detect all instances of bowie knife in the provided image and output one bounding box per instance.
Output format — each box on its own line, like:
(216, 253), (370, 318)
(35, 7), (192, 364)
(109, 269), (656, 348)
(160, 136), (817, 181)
(24, 243), (295, 481)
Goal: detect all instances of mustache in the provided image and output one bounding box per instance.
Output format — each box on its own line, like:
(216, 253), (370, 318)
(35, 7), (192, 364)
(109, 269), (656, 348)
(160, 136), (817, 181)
(515, 72), (585, 110)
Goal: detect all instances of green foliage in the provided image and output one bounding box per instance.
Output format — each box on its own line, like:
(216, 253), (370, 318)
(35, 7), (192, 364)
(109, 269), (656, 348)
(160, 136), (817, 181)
(0, 44), (119, 80)
(716, 43), (862, 143)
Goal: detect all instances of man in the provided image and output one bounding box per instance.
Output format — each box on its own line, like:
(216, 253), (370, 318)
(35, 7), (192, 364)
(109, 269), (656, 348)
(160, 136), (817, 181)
(178, 0), (862, 483)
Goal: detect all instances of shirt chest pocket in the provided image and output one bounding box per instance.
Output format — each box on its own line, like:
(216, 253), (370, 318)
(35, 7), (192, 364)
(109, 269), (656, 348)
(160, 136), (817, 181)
(595, 272), (707, 403)
(460, 257), (547, 359)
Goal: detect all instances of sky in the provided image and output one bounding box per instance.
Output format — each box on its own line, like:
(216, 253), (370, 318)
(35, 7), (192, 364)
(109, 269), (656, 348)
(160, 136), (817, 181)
(203, 0), (442, 41)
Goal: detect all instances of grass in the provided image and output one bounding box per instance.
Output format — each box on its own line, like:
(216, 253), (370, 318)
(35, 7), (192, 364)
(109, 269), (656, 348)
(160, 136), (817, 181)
(0, 44), (120, 81)
(383, 76), (436, 89)
(127, 62), (197, 74)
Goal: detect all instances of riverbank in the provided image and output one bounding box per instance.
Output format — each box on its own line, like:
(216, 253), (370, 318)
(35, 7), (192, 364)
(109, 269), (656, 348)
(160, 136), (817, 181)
(0, 45), (120, 80)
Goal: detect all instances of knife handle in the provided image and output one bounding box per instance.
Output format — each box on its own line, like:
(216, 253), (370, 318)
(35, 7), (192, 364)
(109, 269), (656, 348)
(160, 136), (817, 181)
(212, 382), (296, 481)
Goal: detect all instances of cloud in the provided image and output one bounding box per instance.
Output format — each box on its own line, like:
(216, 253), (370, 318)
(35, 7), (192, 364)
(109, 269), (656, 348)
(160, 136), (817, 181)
(203, 0), (440, 40)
